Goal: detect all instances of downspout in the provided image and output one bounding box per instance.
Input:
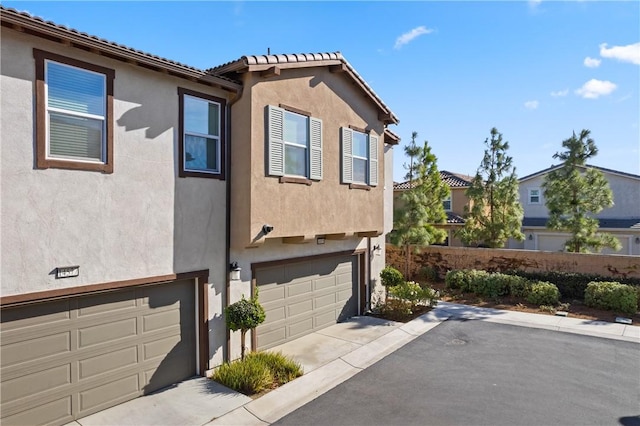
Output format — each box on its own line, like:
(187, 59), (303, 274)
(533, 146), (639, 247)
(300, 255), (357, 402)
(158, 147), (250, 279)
(366, 236), (372, 313)
(225, 85), (244, 363)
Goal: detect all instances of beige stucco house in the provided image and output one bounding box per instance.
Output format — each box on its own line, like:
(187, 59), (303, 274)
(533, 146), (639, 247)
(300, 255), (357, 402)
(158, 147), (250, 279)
(510, 165), (640, 255)
(393, 171), (473, 247)
(0, 6), (398, 425)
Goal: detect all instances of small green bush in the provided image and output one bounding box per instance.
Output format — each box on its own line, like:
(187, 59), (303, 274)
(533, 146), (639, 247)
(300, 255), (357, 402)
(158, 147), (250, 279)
(211, 351), (302, 395)
(474, 273), (511, 299)
(380, 266), (404, 287)
(375, 298), (412, 320)
(527, 281), (560, 306)
(445, 269), (490, 293)
(508, 275), (533, 298)
(584, 281), (638, 315)
(445, 270), (466, 289)
(388, 281), (439, 309)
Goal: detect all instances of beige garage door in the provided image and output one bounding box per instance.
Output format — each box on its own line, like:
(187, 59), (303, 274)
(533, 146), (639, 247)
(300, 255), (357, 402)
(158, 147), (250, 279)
(256, 255), (357, 350)
(0, 279), (196, 426)
(537, 234), (568, 252)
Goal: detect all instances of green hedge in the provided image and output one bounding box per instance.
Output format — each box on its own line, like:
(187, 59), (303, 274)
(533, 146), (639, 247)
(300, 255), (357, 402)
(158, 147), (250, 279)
(527, 281), (560, 306)
(584, 281), (638, 315)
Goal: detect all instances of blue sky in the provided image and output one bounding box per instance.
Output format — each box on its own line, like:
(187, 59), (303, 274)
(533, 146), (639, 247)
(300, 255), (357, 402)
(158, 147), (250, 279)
(5, 1), (639, 181)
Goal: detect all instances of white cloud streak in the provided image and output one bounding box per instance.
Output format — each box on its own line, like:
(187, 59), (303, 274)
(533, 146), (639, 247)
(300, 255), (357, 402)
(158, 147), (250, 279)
(575, 79), (617, 99)
(583, 57), (601, 68)
(599, 42), (640, 65)
(524, 100), (539, 110)
(394, 26), (433, 49)
(550, 89), (569, 97)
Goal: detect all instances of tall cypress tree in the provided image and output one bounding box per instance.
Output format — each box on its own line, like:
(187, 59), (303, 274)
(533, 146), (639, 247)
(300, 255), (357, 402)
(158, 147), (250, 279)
(458, 127), (524, 248)
(542, 129), (621, 253)
(390, 133), (449, 277)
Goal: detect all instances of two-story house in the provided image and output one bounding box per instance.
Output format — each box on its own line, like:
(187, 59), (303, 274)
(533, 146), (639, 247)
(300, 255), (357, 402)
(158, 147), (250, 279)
(393, 170), (473, 247)
(512, 165), (640, 255)
(0, 7), (398, 425)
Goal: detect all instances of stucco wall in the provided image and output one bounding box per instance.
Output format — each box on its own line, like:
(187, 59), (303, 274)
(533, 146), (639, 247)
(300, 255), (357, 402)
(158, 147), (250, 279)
(230, 68), (386, 248)
(411, 245), (640, 279)
(450, 187), (469, 216)
(1, 30), (230, 366)
(520, 172), (640, 219)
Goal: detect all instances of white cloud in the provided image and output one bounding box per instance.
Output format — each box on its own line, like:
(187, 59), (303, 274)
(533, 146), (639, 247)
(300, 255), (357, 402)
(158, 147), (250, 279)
(394, 26), (433, 49)
(575, 79), (617, 99)
(550, 89), (569, 97)
(583, 57), (601, 68)
(528, 0), (542, 9)
(524, 100), (539, 110)
(599, 42), (640, 65)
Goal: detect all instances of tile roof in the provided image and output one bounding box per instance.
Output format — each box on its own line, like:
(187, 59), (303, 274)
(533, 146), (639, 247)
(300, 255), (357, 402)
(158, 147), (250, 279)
(208, 52), (399, 124)
(0, 6), (241, 91)
(446, 212), (466, 224)
(394, 170), (474, 190)
(523, 217), (640, 230)
(519, 164), (640, 182)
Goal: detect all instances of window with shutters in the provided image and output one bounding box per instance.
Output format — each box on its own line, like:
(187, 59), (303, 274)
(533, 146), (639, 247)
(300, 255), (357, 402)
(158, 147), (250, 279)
(34, 49), (115, 173)
(178, 88), (226, 179)
(267, 105), (322, 181)
(341, 127), (378, 187)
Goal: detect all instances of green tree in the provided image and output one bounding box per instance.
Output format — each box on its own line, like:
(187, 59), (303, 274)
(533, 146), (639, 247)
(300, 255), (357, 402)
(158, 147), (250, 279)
(542, 129), (621, 253)
(225, 292), (266, 359)
(458, 127), (524, 248)
(390, 133), (449, 277)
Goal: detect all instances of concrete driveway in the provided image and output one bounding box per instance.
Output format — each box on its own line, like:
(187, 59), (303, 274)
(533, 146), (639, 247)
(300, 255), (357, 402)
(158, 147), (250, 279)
(273, 319), (640, 426)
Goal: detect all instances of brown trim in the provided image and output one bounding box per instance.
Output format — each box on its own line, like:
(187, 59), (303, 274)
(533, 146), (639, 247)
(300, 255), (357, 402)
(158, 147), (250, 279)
(278, 104), (311, 117)
(251, 250), (360, 275)
(330, 64), (347, 73)
(356, 231), (382, 237)
(359, 251), (366, 315)
(33, 49), (115, 174)
(197, 272), (210, 375)
(349, 183), (371, 191)
(0, 269), (209, 306)
(348, 125), (367, 134)
(279, 176), (312, 186)
(325, 233), (347, 240)
(178, 87), (227, 180)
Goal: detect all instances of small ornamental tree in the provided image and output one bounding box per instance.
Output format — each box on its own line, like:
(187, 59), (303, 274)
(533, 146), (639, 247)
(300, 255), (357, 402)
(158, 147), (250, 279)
(542, 129), (621, 253)
(225, 292), (266, 359)
(458, 127), (524, 248)
(390, 132), (449, 277)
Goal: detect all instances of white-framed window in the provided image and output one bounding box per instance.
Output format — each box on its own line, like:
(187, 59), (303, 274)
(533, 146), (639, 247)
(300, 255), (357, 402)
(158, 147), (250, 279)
(34, 49), (115, 173)
(341, 127), (378, 186)
(178, 88), (226, 179)
(267, 105), (322, 180)
(443, 195), (452, 211)
(528, 188), (541, 204)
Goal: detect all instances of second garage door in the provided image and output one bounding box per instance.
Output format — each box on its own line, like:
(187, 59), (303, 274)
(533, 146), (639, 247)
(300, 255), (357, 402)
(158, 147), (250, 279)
(255, 255), (358, 350)
(0, 279), (196, 426)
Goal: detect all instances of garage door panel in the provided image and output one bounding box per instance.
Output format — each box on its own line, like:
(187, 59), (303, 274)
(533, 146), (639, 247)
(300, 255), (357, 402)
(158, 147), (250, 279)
(314, 309), (337, 329)
(79, 346), (138, 380)
(259, 284), (286, 304)
(256, 267), (285, 286)
(256, 327), (286, 349)
(0, 299), (71, 330)
(314, 293), (337, 310)
(142, 281), (191, 308)
(263, 305), (285, 324)
(314, 275), (337, 291)
(288, 299), (313, 317)
(78, 290), (137, 316)
(0, 280), (196, 426)
(287, 279), (313, 296)
(78, 318), (138, 348)
(1, 331), (71, 366)
(2, 396), (72, 426)
(337, 288), (352, 303)
(288, 317), (314, 338)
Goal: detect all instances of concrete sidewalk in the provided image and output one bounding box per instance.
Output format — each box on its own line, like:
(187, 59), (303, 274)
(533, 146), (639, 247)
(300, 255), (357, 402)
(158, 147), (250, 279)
(68, 302), (639, 426)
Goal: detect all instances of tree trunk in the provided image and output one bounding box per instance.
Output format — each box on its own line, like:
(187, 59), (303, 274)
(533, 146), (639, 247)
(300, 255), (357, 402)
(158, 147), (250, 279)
(240, 329), (247, 360)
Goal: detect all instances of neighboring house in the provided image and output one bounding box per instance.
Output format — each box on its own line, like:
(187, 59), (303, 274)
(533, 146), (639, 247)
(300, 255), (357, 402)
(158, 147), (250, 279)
(0, 7), (398, 425)
(393, 171), (473, 247)
(510, 165), (640, 255)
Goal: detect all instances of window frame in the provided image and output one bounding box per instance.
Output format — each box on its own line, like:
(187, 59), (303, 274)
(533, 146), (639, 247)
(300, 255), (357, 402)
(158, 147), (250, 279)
(443, 195), (452, 211)
(341, 126), (379, 187)
(282, 109), (310, 178)
(528, 188), (541, 204)
(178, 87), (227, 179)
(34, 49), (115, 173)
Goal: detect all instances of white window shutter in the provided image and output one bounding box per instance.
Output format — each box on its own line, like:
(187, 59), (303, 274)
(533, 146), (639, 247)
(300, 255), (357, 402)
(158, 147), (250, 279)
(341, 127), (353, 184)
(368, 134), (379, 186)
(309, 117), (323, 180)
(267, 105), (285, 176)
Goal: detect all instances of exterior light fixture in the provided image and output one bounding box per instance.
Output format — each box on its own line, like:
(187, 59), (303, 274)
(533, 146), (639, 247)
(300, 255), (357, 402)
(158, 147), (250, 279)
(229, 262), (241, 281)
(635, 237), (640, 245)
(317, 236), (326, 245)
(372, 244), (381, 255)
(528, 234), (533, 241)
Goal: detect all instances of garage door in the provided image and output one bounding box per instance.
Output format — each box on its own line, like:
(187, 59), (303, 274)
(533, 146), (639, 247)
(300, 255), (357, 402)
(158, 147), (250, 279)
(255, 255), (358, 350)
(0, 279), (196, 426)
(537, 234), (568, 252)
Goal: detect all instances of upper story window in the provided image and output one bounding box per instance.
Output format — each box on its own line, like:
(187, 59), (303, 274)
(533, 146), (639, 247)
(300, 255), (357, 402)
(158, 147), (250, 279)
(341, 127), (378, 187)
(178, 88), (226, 179)
(528, 188), (541, 204)
(267, 105), (322, 180)
(34, 49), (115, 173)
(443, 195), (452, 211)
